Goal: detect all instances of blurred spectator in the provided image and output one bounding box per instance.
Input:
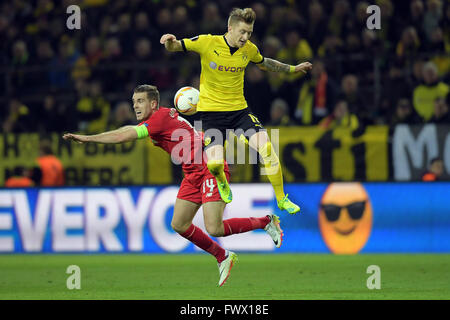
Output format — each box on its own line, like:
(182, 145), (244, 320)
(427, 27), (450, 77)
(319, 100), (360, 131)
(84, 36), (103, 67)
(350, 1), (370, 33)
(403, 0), (426, 41)
(422, 157), (444, 181)
(101, 36), (129, 91)
(76, 80), (111, 133)
(172, 6), (196, 39)
(317, 34), (344, 58)
(4, 167), (34, 188)
(49, 36), (80, 92)
(2, 99), (33, 133)
(37, 95), (63, 133)
(396, 26), (422, 69)
(10, 39), (34, 94)
(413, 61), (449, 121)
(428, 96), (450, 123)
(423, 0), (443, 42)
(339, 74), (370, 124)
(306, 0), (327, 54)
(376, 0), (396, 46)
(117, 13), (134, 56)
(244, 64), (273, 124)
(37, 140), (65, 186)
(295, 59), (338, 124)
(327, 0), (352, 38)
(267, 98), (296, 126)
(251, 2), (269, 37)
(29, 40), (54, 91)
(108, 101), (136, 130)
(389, 98), (423, 126)
(200, 2), (224, 35)
(278, 29), (313, 65)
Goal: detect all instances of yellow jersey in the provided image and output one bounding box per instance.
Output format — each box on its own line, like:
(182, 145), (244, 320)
(181, 34), (264, 112)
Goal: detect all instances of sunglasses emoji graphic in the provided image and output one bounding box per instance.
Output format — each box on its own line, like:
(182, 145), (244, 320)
(319, 182), (372, 254)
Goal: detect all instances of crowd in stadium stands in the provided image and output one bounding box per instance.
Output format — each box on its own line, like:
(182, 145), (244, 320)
(1, 0), (449, 135)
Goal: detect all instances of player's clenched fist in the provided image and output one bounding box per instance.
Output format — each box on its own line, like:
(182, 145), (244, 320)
(160, 34), (183, 52)
(295, 62), (313, 74)
(160, 34), (177, 44)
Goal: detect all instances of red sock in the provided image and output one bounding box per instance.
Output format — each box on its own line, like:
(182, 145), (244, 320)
(222, 216), (271, 237)
(179, 224), (227, 263)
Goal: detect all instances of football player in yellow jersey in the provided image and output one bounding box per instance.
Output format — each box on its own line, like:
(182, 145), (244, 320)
(161, 8), (312, 215)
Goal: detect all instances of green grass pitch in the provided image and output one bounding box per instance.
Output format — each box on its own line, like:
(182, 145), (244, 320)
(0, 254), (449, 300)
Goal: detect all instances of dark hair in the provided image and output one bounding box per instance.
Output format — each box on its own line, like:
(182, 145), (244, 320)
(39, 139), (53, 155)
(228, 8), (256, 26)
(133, 84), (160, 105)
(430, 157), (442, 165)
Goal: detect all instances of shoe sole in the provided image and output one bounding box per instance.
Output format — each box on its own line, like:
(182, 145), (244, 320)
(272, 215), (284, 248)
(219, 253), (238, 287)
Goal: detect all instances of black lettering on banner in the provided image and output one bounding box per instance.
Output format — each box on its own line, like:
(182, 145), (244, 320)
(58, 135), (73, 157)
(3, 134), (20, 157)
(64, 167), (79, 185)
(118, 167), (132, 184)
(351, 142), (367, 181)
(85, 143), (98, 156)
(315, 130), (341, 181)
(121, 141), (136, 154)
(99, 168), (113, 184)
(103, 143), (116, 155)
(82, 168), (96, 184)
(282, 142), (307, 180)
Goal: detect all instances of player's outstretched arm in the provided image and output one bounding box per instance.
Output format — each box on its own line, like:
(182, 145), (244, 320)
(258, 58), (312, 74)
(160, 34), (183, 52)
(63, 126), (138, 144)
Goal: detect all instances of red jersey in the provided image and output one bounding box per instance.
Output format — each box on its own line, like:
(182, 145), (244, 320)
(138, 107), (205, 173)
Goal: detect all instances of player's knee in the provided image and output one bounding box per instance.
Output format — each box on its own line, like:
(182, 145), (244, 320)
(205, 223), (224, 237)
(171, 221), (189, 234)
(207, 160), (224, 176)
(259, 142), (279, 164)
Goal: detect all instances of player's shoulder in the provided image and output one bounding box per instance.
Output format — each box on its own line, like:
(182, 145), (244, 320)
(187, 34), (213, 42)
(142, 107), (169, 124)
(245, 40), (260, 52)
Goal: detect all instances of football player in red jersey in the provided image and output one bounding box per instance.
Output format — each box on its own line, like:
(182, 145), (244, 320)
(63, 84), (283, 286)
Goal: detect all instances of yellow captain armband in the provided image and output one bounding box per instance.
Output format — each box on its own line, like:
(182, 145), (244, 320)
(134, 125), (149, 139)
(289, 65), (295, 73)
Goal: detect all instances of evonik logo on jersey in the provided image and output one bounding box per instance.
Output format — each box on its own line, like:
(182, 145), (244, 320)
(209, 61), (244, 73)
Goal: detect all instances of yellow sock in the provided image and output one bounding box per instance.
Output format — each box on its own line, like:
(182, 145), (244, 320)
(259, 142), (285, 202)
(207, 159), (227, 185)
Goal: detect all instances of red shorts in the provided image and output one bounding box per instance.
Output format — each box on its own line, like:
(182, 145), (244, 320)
(177, 164), (230, 204)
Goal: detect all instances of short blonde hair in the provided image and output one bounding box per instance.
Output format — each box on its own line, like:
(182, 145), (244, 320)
(228, 8), (256, 26)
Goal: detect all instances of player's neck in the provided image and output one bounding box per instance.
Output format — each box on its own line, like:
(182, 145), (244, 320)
(224, 33), (238, 48)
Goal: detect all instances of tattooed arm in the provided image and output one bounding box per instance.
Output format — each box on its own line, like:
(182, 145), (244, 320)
(258, 57), (312, 74)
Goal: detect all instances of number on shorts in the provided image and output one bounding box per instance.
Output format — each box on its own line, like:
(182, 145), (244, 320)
(203, 179), (215, 195)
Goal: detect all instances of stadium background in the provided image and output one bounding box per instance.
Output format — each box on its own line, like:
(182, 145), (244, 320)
(0, 0), (449, 300)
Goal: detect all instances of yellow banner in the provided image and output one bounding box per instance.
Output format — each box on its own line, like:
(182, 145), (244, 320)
(0, 133), (172, 185)
(263, 126), (389, 182)
(1, 126), (389, 185)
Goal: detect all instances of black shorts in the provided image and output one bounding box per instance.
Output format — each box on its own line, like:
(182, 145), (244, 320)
(198, 107), (266, 148)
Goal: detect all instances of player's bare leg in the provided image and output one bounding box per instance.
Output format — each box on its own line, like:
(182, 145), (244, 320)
(172, 198), (229, 285)
(249, 131), (300, 215)
(171, 198), (201, 234)
(206, 145), (232, 203)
